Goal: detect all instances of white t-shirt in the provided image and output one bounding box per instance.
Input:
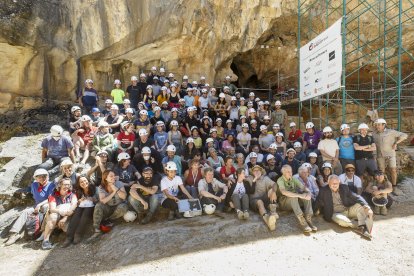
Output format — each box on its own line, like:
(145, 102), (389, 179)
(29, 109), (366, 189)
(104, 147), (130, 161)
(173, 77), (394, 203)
(338, 173), (362, 189)
(232, 182), (246, 198)
(160, 176), (183, 203)
(318, 139), (339, 161)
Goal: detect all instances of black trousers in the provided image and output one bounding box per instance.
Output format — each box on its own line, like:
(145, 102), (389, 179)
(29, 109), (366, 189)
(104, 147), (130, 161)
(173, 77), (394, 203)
(66, 207), (94, 240)
(162, 198), (178, 211)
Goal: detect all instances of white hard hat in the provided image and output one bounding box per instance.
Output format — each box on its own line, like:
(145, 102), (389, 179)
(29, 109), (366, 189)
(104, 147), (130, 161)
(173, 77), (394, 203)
(161, 86), (167, 91)
(248, 108), (256, 114)
(156, 121), (165, 127)
(183, 75), (189, 79)
(138, 129), (148, 136)
(255, 98), (261, 102)
(206, 138), (214, 143)
(168, 73), (174, 78)
(139, 110), (148, 116)
(273, 123), (280, 129)
(81, 115), (91, 122)
(266, 154), (275, 161)
(286, 148), (296, 154)
(117, 152), (131, 162)
(131, 76), (138, 81)
(160, 68), (165, 73)
(293, 142), (302, 148)
(290, 122), (296, 127)
(358, 123), (369, 130)
(165, 161), (177, 171)
(308, 152), (318, 158)
(260, 125), (268, 131)
(225, 75), (231, 80)
(111, 104), (119, 110)
(269, 143), (278, 150)
(203, 204), (216, 215)
(154, 106), (161, 112)
(249, 152), (258, 158)
(71, 106), (81, 113)
(141, 147), (151, 154)
(249, 92), (255, 97)
(123, 99), (131, 104)
(140, 73), (146, 78)
(322, 162), (332, 169)
(123, 211), (137, 222)
(219, 93), (225, 98)
(121, 121), (132, 130)
(302, 162), (312, 169)
(114, 79), (121, 85)
(216, 118), (222, 122)
(33, 168), (48, 178)
(209, 128), (217, 134)
(186, 137), (194, 144)
(151, 66), (157, 71)
(276, 132), (284, 137)
(323, 126), (333, 133)
(191, 126), (198, 132)
(340, 124), (350, 132)
(50, 125), (63, 137)
(85, 79), (93, 84)
(170, 120), (179, 126)
(250, 119), (257, 125)
(60, 159), (74, 167)
(226, 119), (233, 124)
(258, 101), (264, 106)
(241, 123), (249, 128)
(98, 121), (109, 128)
(105, 99), (113, 104)
(275, 100), (282, 106)
(375, 118), (387, 124)
(306, 122), (315, 129)
(231, 96), (237, 101)
(166, 145), (176, 152)
(200, 76), (206, 80)
(171, 107), (178, 112)
(146, 85), (153, 90)
(223, 86), (230, 91)
(263, 115), (270, 120)
(125, 108), (134, 114)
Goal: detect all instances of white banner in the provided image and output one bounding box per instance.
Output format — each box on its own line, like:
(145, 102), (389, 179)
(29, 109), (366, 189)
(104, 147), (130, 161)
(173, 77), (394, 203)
(299, 18), (343, 102)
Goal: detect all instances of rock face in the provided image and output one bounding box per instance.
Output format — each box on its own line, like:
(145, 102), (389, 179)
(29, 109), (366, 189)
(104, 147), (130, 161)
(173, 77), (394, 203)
(0, 0), (413, 113)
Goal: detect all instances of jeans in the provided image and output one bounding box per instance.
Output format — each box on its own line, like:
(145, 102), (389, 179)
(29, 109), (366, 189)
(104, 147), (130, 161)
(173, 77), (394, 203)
(93, 202), (128, 230)
(279, 196), (313, 216)
(185, 185), (199, 199)
(231, 194), (249, 212)
(66, 207), (94, 240)
(128, 194), (159, 214)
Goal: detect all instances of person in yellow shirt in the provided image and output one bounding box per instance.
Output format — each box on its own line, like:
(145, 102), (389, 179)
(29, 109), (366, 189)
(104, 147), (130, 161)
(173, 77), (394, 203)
(111, 79), (125, 109)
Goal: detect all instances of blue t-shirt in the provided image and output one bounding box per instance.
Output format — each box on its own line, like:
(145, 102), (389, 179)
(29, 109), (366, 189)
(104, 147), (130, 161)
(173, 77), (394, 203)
(336, 136), (355, 159)
(154, 132), (168, 149)
(41, 135), (74, 159)
(31, 181), (56, 205)
(184, 95), (195, 107)
(162, 155), (183, 176)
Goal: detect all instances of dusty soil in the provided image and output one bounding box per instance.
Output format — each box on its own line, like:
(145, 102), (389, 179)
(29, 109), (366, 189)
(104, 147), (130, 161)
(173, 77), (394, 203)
(1, 178), (414, 276)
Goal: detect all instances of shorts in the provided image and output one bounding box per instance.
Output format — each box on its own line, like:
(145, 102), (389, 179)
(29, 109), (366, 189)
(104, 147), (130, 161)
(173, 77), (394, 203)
(249, 195), (269, 212)
(355, 158), (377, 176)
(377, 156), (397, 170)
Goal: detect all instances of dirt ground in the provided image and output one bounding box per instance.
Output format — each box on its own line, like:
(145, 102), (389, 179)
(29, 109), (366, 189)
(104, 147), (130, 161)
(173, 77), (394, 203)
(1, 178), (414, 276)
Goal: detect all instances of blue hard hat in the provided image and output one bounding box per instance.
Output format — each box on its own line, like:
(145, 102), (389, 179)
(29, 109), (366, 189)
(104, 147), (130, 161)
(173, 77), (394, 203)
(92, 107), (100, 113)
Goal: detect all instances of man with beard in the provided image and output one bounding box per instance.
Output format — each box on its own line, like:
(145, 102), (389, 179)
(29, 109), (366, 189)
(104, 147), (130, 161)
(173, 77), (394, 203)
(137, 73), (148, 102)
(318, 126), (342, 175)
(132, 147), (163, 175)
(128, 166), (161, 224)
(270, 101), (288, 135)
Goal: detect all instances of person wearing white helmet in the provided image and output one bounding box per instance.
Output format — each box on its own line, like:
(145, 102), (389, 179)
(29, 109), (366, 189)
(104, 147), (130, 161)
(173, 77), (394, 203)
(167, 118), (184, 155)
(302, 122), (323, 156)
(79, 78), (98, 114)
(274, 132), (287, 160)
(122, 107), (137, 124)
(198, 88), (210, 110)
(120, 98), (135, 116)
(4, 169), (55, 246)
(372, 118), (408, 193)
(69, 105), (82, 134)
(135, 72), (148, 103)
(116, 121), (135, 157)
(353, 122), (378, 179)
(293, 141), (306, 164)
(318, 126), (342, 175)
(317, 162), (334, 187)
(142, 85), (155, 110)
(39, 125), (75, 176)
(153, 121), (168, 155)
(53, 159), (79, 188)
(336, 123), (355, 169)
(128, 166), (161, 224)
(114, 152), (141, 194)
(249, 119), (261, 142)
(259, 125), (276, 153)
(168, 81), (181, 109)
(102, 99), (113, 117)
(245, 149), (264, 172)
(223, 75), (238, 95)
(111, 79), (125, 109)
(281, 148), (301, 175)
(134, 109), (151, 136)
(184, 105), (199, 136)
(237, 123), (252, 156)
(308, 152), (320, 177)
(162, 145), (183, 176)
(92, 121), (115, 162)
(161, 161), (193, 220)
(270, 100), (288, 135)
(287, 121), (303, 148)
(228, 95), (239, 121)
(133, 127), (153, 154)
(72, 115), (97, 165)
(104, 104), (124, 136)
(126, 76), (140, 109)
(263, 153), (281, 181)
(151, 75), (162, 98)
(146, 66), (158, 85)
(87, 149), (114, 186)
(215, 92), (228, 121)
(197, 166), (229, 212)
(184, 87), (195, 108)
(238, 97), (248, 118)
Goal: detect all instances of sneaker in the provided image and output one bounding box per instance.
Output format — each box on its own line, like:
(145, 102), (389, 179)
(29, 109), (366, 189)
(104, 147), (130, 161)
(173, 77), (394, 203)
(268, 214), (277, 231)
(373, 205), (380, 215)
(392, 186), (404, 196)
(305, 215), (318, 232)
(243, 210), (250, 220)
(168, 211), (175, 221)
(297, 214), (312, 233)
(42, 240), (54, 250)
(358, 225), (372, 240)
(4, 232), (23, 246)
(380, 206), (388, 216)
(237, 210), (244, 220)
(35, 233), (44, 242)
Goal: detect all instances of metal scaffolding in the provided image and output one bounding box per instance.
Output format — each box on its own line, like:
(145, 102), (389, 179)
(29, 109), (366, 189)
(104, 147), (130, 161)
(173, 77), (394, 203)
(297, 0), (414, 131)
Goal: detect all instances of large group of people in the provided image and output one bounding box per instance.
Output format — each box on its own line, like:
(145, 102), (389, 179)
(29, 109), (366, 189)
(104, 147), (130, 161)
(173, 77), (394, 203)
(4, 67), (409, 249)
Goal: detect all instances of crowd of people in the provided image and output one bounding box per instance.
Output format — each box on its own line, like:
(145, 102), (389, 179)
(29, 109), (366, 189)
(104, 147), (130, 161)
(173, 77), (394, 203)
(3, 67), (409, 249)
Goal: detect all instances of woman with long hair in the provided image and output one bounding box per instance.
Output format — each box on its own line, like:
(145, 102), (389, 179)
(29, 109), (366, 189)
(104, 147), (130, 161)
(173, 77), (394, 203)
(224, 168), (254, 220)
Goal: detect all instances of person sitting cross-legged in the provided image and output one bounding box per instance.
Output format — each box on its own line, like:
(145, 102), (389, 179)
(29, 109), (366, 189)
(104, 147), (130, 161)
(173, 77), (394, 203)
(316, 174), (374, 239)
(197, 167), (228, 213)
(277, 165), (316, 233)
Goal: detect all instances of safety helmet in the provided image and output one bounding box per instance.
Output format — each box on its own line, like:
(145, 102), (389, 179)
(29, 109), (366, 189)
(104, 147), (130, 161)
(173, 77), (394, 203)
(260, 125), (268, 131)
(266, 154), (275, 162)
(340, 124), (350, 132)
(170, 120), (179, 126)
(358, 123), (369, 130)
(123, 99), (131, 104)
(138, 129), (148, 136)
(71, 106), (81, 113)
(131, 76), (138, 81)
(290, 122), (296, 127)
(81, 115), (91, 122)
(249, 152), (258, 158)
(186, 137), (194, 144)
(85, 79), (93, 84)
(276, 132), (284, 137)
(111, 104), (119, 110)
(166, 145), (176, 152)
(139, 110), (148, 116)
(60, 159), (74, 167)
(105, 99), (113, 104)
(323, 126), (333, 133)
(293, 142), (302, 148)
(375, 118), (387, 125)
(33, 168), (48, 178)
(241, 123), (249, 128)
(123, 211), (137, 222)
(165, 161), (177, 171)
(306, 122), (314, 129)
(121, 121), (132, 130)
(114, 79), (121, 85)
(141, 147), (151, 154)
(98, 121), (109, 128)
(50, 125), (63, 137)
(125, 108), (134, 114)
(308, 152), (318, 158)
(269, 143), (278, 150)
(117, 152), (131, 162)
(203, 204), (216, 215)
(206, 138), (214, 143)
(275, 100), (282, 106)
(322, 162), (332, 169)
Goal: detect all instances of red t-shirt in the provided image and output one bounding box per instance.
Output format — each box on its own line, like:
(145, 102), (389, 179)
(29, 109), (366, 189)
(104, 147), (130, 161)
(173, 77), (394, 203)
(220, 166), (236, 178)
(117, 131), (136, 148)
(288, 129), (302, 142)
(77, 126), (97, 145)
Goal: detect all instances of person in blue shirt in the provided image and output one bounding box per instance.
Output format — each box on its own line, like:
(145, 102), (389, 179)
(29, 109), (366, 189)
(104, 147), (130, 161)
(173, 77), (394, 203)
(336, 124), (355, 169)
(154, 121), (168, 155)
(184, 88), (195, 107)
(4, 169), (55, 246)
(162, 145), (183, 176)
(293, 141), (306, 165)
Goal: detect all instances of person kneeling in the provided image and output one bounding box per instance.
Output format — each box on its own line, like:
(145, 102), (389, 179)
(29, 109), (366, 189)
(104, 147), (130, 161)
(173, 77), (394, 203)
(316, 175), (373, 239)
(42, 178), (78, 250)
(128, 166), (160, 224)
(364, 170), (393, 216)
(198, 167), (228, 214)
(277, 165), (316, 233)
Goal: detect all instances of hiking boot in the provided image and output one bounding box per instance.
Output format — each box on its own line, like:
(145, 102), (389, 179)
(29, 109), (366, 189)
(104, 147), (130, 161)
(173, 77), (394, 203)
(141, 212), (153, 224)
(237, 210), (244, 220)
(380, 206), (388, 216)
(373, 205), (380, 215)
(61, 238), (72, 248)
(168, 211), (175, 221)
(243, 210), (250, 220)
(4, 232), (23, 246)
(358, 225), (372, 240)
(42, 240), (54, 250)
(263, 213), (277, 231)
(305, 214), (317, 232)
(297, 214), (312, 233)
(174, 210), (182, 219)
(73, 234), (82, 245)
(269, 203), (280, 219)
(392, 186), (404, 196)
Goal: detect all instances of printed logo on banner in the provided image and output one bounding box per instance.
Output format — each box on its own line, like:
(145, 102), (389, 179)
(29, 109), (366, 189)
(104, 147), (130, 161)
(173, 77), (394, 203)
(314, 69), (322, 75)
(304, 91), (311, 96)
(303, 67), (310, 74)
(327, 82), (338, 89)
(315, 78), (322, 83)
(304, 75), (310, 81)
(304, 83), (310, 87)
(315, 60), (322, 67)
(328, 72), (336, 77)
(329, 50), (335, 61)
